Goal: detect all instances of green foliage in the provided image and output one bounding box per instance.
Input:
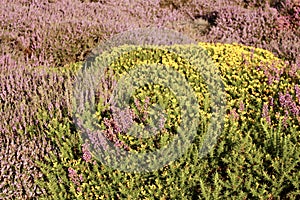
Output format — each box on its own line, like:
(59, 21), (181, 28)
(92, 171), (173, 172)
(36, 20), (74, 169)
(92, 46), (211, 152)
(36, 43), (300, 199)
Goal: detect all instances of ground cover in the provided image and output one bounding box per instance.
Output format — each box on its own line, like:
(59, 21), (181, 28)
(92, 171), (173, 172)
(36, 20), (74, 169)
(0, 0), (299, 199)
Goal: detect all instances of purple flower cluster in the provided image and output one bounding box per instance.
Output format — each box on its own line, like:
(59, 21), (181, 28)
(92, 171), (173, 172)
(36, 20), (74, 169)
(295, 84), (300, 104)
(279, 91), (299, 117)
(82, 143), (92, 163)
(0, 0), (148, 67)
(101, 116), (131, 151)
(274, 0), (300, 30)
(229, 108), (239, 121)
(111, 106), (136, 133)
(261, 62), (285, 85)
(0, 55), (72, 135)
(0, 52), (73, 198)
(68, 167), (84, 186)
(262, 103), (271, 124)
(288, 61), (300, 78)
(239, 101), (245, 112)
(89, 95), (168, 152)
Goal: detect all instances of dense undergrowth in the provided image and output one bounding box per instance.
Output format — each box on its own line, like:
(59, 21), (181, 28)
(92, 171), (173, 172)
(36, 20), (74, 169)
(0, 0), (300, 199)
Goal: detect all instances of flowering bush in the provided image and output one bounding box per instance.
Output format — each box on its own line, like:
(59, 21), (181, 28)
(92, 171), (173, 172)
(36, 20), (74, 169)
(35, 43), (300, 199)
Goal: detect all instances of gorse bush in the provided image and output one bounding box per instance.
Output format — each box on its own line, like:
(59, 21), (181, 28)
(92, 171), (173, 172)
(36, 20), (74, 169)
(199, 42), (300, 128)
(73, 44), (225, 173)
(33, 43), (300, 199)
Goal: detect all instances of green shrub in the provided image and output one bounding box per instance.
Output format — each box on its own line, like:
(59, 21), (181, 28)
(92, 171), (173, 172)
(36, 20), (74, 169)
(36, 42), (300, 199)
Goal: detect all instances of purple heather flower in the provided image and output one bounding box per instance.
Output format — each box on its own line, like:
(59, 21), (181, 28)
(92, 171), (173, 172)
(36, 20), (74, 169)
(295, 84), (300, 104)
(278, 91), (299, 117)
(111, 106), (135, 133)
(289, 101), (299, 116)
(158, 114), (166, 130)
(278, 92), (293, 108)
(267, 75), (274, 85)
(68, 167), (76, 176)
(144, 96), (150, 106)
(230, 108), (239, 121)
(282, 110), (289, 128)
(82, 144), (92, 163)
(134, 98), (142, 112)
(288, 63), (299, 77)
(68, 167), (80, 186)
(262, 103), (271, 124)
(239, 101), (245, 112)
(269, 97), (274, 107)
(79, 174), (84, 182)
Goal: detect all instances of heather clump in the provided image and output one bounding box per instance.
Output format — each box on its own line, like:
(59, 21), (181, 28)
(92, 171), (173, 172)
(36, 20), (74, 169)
(166, 0), (300, 63)
(0, 0), (148, 67)
(2, 0), (298, 66)
(197, 4), (299, 62)
(0, 54), (75, 136)
(274, 0), (300, 31)
(0, 54), (77, 198)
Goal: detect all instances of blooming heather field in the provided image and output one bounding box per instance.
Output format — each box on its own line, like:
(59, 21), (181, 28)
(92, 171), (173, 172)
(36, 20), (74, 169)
(0, 0), (300, 199)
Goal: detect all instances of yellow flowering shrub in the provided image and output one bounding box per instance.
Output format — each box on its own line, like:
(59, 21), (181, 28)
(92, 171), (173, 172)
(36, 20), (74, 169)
(37, 42), (299, 199)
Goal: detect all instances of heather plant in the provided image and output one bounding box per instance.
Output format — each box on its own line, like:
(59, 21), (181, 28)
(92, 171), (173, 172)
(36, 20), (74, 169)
(0, 0), (149, 67)
(159, 0), (192, 9)
(276, 1), (300, 31)
(2, 0), (299, 66)
(164, 17), (211, 40)
(0, 131), (51, 199)
(168, 0), (300, 63)
(0, 54), (78, 198)
(194, 5), (277, 47)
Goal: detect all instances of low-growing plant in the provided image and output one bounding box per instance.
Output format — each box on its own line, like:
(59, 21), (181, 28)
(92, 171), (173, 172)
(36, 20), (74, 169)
(1, 0), (300, 198)
(34, 43), (300, 199)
